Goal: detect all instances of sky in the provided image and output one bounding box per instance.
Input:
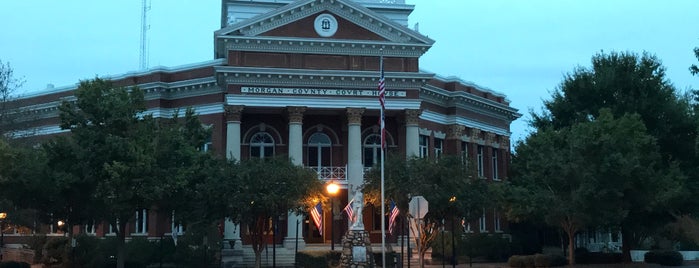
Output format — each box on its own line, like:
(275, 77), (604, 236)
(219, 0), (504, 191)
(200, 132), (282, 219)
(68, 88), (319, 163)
(1, 0), (698, 143)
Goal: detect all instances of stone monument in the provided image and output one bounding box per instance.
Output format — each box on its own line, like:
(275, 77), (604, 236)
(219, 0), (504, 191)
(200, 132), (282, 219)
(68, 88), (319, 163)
(340, 187), (375, 267)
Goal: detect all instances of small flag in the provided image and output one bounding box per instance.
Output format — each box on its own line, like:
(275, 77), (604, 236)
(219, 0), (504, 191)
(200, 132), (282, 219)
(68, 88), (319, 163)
(343, 198), (354, 221)
(388, 200), (399, 235)
(378, 54), (386, 149)
(310, 202), (323, 235)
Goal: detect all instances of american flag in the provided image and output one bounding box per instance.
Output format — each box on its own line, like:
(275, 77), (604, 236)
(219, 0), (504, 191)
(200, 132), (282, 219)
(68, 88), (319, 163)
(310, 202), (323, 235)
(378, 54), (386, 149)
(343, 198), (354, 221)
(388, 200), (399, 235)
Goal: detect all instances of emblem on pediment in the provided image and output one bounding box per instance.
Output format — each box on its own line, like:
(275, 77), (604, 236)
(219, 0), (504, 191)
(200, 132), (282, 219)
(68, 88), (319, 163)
(314, 13), (338, 37)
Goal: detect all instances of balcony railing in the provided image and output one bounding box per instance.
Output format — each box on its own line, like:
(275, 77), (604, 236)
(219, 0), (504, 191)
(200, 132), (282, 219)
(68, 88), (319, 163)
(307, 166), (346, 181)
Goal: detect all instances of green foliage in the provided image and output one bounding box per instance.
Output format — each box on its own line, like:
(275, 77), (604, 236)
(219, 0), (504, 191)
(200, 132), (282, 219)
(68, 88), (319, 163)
(295, 250), (337, 268)
(522, 50), (697, 260)
(574, 249), (622, 264)
(644, 250), (684, 266)
(201, 155), (322, 267)
(431, 231), (458, 259)
(461, 233), (512, 261)
(364, 154), (490, 260)
(42, 236), (69, 265)
(691, 46), (698, 76)
(509, 254), (566, 268)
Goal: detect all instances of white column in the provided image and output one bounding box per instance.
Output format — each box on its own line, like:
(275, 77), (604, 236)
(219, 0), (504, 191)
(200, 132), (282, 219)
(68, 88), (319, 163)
(224, 105), (243, 249)
(285, 106), (307, 249)
(405, 109), (421, 158)
(346, 108), (365, 195)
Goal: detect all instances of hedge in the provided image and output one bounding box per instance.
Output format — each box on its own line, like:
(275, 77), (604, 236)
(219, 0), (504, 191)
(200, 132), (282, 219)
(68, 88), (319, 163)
(644, 250), (683, 266)
(508, 254), (566, 268)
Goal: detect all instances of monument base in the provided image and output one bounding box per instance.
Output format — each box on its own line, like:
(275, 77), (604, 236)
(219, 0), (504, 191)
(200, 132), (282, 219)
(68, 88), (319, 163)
(340, 229), (375, 268)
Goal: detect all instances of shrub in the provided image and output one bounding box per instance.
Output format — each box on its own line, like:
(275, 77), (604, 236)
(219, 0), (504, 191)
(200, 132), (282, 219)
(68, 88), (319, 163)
(533, 254), (550, 267)
(645, 250), (683, 266)
(548, 254), (567, 266)
(125, 237), (158, 265)
(509, 254), (566, 268)
(507, 255), (525, 268)
(372, 251), (397, 267)
(461, 233), (512, 261)
(296, 251), (332, 268)
(431, 231), (458, 259)
(42, 236), (68, 265)
(0, 261), (31, 268)
(585, 252), (622, 264)
(27, 235), (47, 263)
(574, 247), (589, 264)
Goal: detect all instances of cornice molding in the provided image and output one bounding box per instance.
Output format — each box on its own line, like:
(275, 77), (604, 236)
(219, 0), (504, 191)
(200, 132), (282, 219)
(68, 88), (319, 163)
(420, 110), (511, 137)
(216, 66), (432, 89)
(220, 36), (430, 57)
(225, 94), (421, 110)
(216, 0), (433, 45)
(420, 84), (521, 121)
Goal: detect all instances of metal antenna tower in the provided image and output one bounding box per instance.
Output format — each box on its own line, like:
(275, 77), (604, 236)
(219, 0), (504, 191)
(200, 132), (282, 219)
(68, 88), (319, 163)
(139, 0), (151, 70)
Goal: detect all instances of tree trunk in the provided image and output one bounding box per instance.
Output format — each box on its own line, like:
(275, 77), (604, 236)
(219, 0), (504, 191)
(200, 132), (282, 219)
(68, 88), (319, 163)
(116, 221), (127, 268)
(621, 225), (632, 263)
(255, 251), (262, 268)
(566, 229), (575, 265)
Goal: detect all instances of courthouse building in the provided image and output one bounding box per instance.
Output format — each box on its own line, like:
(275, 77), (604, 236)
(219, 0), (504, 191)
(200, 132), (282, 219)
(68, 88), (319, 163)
(7, 0), (520, 255)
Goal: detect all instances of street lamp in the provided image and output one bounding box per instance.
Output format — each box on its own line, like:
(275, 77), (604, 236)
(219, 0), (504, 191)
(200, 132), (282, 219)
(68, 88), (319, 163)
(57, 220), (66, 236)
(326, 181), (339, 250)
(449, 196), (456, 268)
(0, 212), (6, 260)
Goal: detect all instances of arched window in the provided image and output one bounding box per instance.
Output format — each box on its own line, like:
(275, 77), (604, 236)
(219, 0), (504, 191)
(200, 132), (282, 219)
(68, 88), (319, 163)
(250, 132), (275, 158)
(307, 132), (331, 168)
(363, 134), (382, 168)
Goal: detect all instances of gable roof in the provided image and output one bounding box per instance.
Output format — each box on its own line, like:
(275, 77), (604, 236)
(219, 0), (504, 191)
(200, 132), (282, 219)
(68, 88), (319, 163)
(215, 0), (434, 45)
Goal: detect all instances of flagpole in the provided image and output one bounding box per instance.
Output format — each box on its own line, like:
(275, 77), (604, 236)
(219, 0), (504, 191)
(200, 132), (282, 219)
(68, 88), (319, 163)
(379, 48), (386, 268)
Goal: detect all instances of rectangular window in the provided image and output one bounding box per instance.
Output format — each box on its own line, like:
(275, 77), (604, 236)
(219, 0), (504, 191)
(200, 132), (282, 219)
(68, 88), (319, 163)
(171, 211), (184, 234)
(202, 141), (212, 152)
(84, 220), (96, 235)
(492, 148), (499, 180)
(462, 218), (472, 233)
(108, 219), (119, 235)
(134, 209), (148, 234)
(494, 209), (501, 232)
(461, 142), (469, 164)
(477, 146), (484, 177)
(479, 208), (487, 232)
(434, 138), (443, 158)
(419, 135), (429, 158)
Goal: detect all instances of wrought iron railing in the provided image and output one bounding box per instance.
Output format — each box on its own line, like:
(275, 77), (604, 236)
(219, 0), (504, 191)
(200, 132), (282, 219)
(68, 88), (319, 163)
(307, 166), (346, 181)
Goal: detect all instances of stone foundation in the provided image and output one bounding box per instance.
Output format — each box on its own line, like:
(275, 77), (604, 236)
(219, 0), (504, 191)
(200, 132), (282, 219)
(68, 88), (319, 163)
(340, 229), (375, 268)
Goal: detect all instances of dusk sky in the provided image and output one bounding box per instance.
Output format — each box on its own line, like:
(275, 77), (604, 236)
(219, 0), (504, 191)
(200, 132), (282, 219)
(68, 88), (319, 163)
(1, 0), (698, 143)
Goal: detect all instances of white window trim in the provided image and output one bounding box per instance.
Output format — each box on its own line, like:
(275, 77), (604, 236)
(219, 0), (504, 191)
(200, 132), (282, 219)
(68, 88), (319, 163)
(477, 146), (484, 178)
(132, 209), (148, 235)
(171, 211), (184, 235)
(479, 208), (487, 233)
(494, 209), (502, 233)
(419, 135), (429, 158)
(492, 148), (499, 181)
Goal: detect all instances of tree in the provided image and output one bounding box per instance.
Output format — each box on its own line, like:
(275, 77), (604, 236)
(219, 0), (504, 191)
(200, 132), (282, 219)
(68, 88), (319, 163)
(204, 156), (323, 268)
(504, 110), (681, 264)
(0, 60), (25, 137)
(363, 155), (490, 266)
(529, 51), (696, 261)
(57, 78), (215, 268)
(691, 46), (698, 76)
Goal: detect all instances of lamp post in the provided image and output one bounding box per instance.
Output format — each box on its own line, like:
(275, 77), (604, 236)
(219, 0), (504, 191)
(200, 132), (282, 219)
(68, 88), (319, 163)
(0, 212), (6, 260)
(57, 220), (65, 235)
(449, 196), (456, 268)
(326, 181), (339, 250)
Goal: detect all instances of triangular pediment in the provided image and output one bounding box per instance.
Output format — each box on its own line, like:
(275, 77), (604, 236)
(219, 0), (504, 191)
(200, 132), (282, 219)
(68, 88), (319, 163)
(215, 0), (434, 45)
